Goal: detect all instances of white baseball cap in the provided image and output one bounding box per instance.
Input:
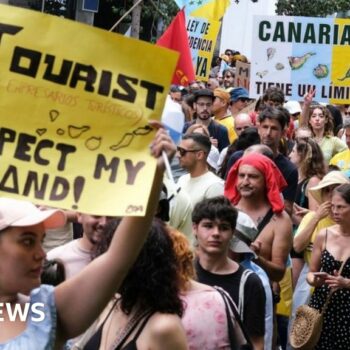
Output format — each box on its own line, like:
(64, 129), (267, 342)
(284, 100), (301, 115)
(0, 198), (66, 231)
(230, 211), (257, 259)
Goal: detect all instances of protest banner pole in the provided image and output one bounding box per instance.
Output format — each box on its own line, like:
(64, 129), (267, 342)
(109, 0), (176, 191)
(162, 151), (176, 185)
(109, 0), (143, 32)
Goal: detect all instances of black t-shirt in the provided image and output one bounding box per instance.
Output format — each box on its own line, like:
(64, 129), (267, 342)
(274, 153), (298, 203)
(195, 259), (266, 339)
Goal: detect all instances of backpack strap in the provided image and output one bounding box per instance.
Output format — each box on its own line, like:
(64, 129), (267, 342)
(214, 286), (253, 349)
(238, 269), (253, 322)
(256, 208), (274, 235)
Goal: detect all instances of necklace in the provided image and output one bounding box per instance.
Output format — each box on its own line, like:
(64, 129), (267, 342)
(314, 136), (323, 144)
(109, 308), (150, 350)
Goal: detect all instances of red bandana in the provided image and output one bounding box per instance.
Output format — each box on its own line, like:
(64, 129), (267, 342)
(224, 153), (287, 214)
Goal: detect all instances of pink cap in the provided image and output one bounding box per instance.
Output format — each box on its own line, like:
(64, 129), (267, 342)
(0, 198), (66, 231)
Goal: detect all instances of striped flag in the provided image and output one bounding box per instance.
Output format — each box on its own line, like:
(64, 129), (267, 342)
(174, 0), (230, 20)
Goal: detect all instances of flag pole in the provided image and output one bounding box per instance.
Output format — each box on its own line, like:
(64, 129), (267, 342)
(109, 0), (143, 32)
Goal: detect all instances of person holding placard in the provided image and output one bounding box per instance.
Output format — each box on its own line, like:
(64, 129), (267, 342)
(0, 123), (179, 350)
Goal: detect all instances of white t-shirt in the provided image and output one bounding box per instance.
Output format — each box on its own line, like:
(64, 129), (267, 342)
(47, 239), (91, 280)
(43, 222), (73, 253)
(177, 171), (224, 208)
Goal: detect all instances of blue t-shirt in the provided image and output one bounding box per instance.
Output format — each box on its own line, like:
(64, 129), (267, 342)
(0, 285), (57, 350)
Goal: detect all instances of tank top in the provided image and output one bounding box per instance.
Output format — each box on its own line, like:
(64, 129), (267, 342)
(83, 308), (153, 350)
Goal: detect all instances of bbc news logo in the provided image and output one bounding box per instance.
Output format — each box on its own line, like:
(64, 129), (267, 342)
(0, 303), (45, 322)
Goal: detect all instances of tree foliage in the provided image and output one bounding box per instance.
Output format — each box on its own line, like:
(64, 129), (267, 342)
(94, 0), (178, 41)
(276, 0), (350, 17)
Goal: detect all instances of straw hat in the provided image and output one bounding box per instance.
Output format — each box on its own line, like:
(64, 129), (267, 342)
(308, 171), (349, 204)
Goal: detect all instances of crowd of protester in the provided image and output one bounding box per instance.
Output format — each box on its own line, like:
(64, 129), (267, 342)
(2, 47), (350, 350)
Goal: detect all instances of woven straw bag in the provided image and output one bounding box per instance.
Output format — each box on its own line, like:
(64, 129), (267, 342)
(290, 258), (347, 350)
(289, 305), (323, 349)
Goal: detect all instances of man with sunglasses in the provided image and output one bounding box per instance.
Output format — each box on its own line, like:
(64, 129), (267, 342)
(183, 89), (230, 152)
(206, 77), (219, 91)
(177, 133), (224, 208)
(229, 87), (250, 116)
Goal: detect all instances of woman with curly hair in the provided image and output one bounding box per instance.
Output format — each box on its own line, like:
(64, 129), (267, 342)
(303, 104), (347, 162)
(289, 138), (326, 287)
(75, 218), (187, 350)
(168, 228), (246, 350)
(290, 138), (326, 216)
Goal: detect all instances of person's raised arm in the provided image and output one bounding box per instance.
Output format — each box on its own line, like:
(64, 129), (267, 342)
(306, 177), (321, 212)
(300, 88), (315, 127)
(54, 122), (176, 340)
(293, 202), (331, 253)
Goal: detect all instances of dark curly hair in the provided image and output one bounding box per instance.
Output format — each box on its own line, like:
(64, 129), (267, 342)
(93, 218), (183, 317)
(192, 196), (238, 231)
(262, 86), (285, 105)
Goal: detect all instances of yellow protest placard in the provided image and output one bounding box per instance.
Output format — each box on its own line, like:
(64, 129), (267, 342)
(0, 5), (178, 216)
(187, 17), (221, 81)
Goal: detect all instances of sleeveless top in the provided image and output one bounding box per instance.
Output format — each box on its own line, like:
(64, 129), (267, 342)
(0, 285), (57, 350)
(84, 308), (153, 350)
(309, 231), (350, 349)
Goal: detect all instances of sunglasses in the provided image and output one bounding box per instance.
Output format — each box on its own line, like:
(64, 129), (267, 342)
(238, 98), (249, 102)
(345, 111), (350, 116)
(177, 146), (201, 157)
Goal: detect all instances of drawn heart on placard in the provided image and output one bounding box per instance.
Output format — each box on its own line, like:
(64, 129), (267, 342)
(36, 128), (47, 136)
(49, 110), (59, 122)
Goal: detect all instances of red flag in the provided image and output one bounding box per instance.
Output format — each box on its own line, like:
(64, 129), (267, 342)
(157, 9), (195, 86)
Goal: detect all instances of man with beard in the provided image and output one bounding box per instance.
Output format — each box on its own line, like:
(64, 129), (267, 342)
(258, 106), (298, 216)
(225, 153), (292, 282)
(183, 89), (229, 152)
(47, 214), (113, 279)
(177, 133), (224, 208)
(225, 152), (293, 349)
